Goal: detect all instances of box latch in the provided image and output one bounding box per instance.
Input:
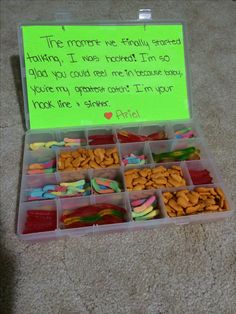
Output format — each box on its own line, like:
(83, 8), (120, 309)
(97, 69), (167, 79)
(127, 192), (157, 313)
(138, 9), (152, 20)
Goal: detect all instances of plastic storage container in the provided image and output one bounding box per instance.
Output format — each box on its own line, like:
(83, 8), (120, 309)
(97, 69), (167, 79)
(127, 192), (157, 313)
(17, 10), (234, 241)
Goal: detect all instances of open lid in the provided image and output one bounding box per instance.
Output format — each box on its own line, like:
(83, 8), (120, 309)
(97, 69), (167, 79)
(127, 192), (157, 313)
(18, 11), (192, 130)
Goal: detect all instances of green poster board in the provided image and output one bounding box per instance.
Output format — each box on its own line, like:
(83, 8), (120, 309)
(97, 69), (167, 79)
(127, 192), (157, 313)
(21, 24), (190, 129)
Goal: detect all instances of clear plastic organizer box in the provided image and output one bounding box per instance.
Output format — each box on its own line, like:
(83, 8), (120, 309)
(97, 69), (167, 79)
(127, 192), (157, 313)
(17, 14), (234, 241)
(18, 121), (234, 241)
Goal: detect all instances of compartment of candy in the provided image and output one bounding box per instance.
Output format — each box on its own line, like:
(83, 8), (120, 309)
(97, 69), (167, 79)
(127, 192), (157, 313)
(116, 124), (168, 143)
(123, 162), (190, 192)
(26, 128), (87, 151)
(185, 160), (220, 185)
(149, 138), (208, 163)
(93, 192), (132, 222)
(58, 195), (91, 230)
(160, 185), (232, 219)
(17, 200), (58, 235)
(128, 190), (165, 221)
(24, 149), (56, 175)
(91, 168), (125, 194)
(171, 121), (200, 139)
(56, 144), (121, 171)
(19, 122), (234, 240)
(59, 192), (131, 230)
(57, 168), (90, 182)
(56, 128), (87, 148)
(25, 129), (58, 151)
(21, 171), (91, 202)
(116, 126), (140, 143)
(87, 127), (117, 145)
(139, 124), (169, 140)
(120, 142), (152, 166)
(21, 173), (57, 202)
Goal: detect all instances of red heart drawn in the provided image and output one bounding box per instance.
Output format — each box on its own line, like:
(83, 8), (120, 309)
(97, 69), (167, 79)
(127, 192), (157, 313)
(104, 112), (113, 120)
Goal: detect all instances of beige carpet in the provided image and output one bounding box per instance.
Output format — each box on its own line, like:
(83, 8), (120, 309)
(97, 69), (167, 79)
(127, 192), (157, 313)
(0, 1), (236, 313)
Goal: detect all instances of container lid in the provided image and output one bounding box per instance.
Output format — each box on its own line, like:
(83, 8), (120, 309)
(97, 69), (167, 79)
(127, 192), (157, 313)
(18, 15), (192, 130)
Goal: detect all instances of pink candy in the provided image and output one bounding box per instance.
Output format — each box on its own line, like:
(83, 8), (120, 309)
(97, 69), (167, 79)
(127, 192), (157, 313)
(133, 195), (156, 213)
(131, 198), (146, 207)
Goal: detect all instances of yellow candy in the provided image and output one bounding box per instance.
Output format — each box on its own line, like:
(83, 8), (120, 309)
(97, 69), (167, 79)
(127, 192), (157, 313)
(60, 180), (85, 187)
(132, 205), (153, 218)
(135, 209), (159, 220)
(29, 142), (45, 150)
(44, 141), (58, 148)
(28, 163), (44, 170)
(50, 192), (63, 196)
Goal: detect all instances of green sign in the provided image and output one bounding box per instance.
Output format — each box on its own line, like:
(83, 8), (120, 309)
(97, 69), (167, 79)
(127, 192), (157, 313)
(21, 24), (190, 129)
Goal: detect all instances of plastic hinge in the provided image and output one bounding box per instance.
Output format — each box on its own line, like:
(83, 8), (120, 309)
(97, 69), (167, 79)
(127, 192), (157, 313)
(138, 9), (152, 20)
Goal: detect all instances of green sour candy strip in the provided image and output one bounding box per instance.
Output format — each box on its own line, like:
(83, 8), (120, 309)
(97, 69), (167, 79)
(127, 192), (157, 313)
(91, 178), (101, 193)
(92, 178), (121, 193)
(60, 179), (85, 187)
(67, 187), (85, 194)
(80, 209), (124, 223)
(132, 205), (153, 218)
(153, 147), (196, 162)
(135, 209), (159, 220)
(110, 181), (121, 193)
(44, 168), (55, 173)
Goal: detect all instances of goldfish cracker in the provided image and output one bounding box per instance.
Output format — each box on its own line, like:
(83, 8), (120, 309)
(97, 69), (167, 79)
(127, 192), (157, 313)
(124, 165), (187, 191)
(163, 187), (230, 217)
(58, 147), (120, 171)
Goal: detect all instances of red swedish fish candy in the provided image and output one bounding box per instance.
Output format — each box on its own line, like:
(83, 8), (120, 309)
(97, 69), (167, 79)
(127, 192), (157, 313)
(191, 176), (213, 184)
(27, 210), (56, 216)
(189, 169), (210, 178)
